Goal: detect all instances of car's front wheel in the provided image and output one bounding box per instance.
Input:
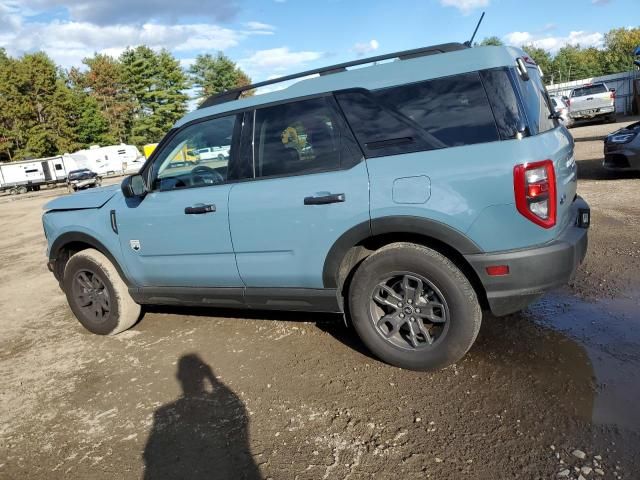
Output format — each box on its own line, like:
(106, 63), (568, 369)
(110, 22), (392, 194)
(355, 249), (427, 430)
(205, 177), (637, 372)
(348, 243), (482, 370)
(63, 249), (141, 335)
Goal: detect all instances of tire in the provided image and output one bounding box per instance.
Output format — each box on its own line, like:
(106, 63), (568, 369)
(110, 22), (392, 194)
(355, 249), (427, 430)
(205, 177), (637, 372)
(17, 186), (28, 194)
(9, 187), (18, 195)
(348, 243), (482, 371)
(63, 249), (141, 335)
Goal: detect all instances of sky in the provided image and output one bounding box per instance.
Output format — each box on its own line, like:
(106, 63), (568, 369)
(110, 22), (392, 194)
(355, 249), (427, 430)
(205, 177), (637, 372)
(0, 0), (637, 86)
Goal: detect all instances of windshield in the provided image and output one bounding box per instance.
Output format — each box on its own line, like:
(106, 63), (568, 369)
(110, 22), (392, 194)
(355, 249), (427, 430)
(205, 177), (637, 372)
(571, 84), (607, 97)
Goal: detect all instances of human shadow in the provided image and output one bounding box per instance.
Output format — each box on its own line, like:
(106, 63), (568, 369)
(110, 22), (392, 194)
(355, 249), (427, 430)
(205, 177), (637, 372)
(142, 354), (261, 480)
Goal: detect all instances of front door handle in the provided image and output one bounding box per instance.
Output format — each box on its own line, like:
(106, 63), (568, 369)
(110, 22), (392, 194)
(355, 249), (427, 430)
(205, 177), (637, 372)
(304, 193), (346, 205)
(185, 204), (216, 214)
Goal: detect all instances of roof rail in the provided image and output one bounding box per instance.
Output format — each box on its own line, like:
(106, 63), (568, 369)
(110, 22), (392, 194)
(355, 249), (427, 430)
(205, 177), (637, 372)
(198, 42), (469, 109)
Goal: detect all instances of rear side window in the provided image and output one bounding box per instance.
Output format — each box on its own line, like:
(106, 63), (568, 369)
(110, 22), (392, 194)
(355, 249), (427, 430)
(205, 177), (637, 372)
(514, 66), (556, 134)
(571, 84), (607, 97)
(480, 69), (527, 140)
(336, 72), (499, 157)
(253, 96), (359, 178)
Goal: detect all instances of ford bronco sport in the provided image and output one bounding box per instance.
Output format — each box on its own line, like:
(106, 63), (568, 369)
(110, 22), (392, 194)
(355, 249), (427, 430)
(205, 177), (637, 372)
(43, 43), (590, 370)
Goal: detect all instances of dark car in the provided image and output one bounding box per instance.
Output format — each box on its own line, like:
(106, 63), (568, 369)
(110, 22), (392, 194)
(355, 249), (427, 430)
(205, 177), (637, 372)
(67, 169), (101, 191)
(604, 121), (640, 171)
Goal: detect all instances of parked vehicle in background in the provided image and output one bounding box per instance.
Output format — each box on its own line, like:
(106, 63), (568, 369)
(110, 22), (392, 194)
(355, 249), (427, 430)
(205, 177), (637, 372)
(550, 96), (573, 127)
(568, 82), (616, 124)
(68, 144), (144, 176)
(67, 169), (101, 192)
(0, 155), (75, 195)
(603, 120), (640, 171)
(42, 43), (590, 371)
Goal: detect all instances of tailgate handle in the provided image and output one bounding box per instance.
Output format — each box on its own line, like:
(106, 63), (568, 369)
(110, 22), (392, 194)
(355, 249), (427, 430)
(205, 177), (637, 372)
(185, 204), (216, 214)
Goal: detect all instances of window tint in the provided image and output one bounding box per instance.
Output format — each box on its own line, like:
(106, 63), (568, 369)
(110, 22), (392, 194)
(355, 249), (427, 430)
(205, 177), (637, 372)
(336, 91), (434, 158)
(515, 66), (556, 134)
(337, 73), (499, 157)
(151, 114), (240, 191)
(571, 84), (607, 97)
(480, 69), (527, 140)
(376, 72), (499, 147)
(254, 96), (357, 178)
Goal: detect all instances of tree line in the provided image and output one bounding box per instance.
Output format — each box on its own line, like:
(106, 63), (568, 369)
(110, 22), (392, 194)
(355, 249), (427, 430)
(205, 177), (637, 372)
(0, 47), (251, 162)
(1, 26), (638, 162)
(479, 27), (640, 85)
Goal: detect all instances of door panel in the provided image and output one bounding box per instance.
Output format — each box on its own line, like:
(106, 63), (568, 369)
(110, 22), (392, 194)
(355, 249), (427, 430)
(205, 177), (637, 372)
(229, 162), (369, 288)
(117, 186), (241, 287)
(116, 112), (244, 288)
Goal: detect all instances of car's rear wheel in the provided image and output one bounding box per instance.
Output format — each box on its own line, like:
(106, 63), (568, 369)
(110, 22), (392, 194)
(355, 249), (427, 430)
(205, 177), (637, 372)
(63, 249), (141, 335)
(348, 243), (482, 370)
(17, 186), (28, 194)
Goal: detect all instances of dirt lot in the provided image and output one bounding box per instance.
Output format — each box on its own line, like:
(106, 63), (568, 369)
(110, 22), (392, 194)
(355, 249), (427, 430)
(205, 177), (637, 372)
(1, 119), (639, 479)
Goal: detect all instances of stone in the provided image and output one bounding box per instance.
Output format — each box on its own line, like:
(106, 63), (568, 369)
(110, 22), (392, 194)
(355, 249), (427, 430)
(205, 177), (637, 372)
(572, 449), (587, 460)
(558, 469), (570, 477)
(595, 469), (605, 476)
(582, 466), (592, 475)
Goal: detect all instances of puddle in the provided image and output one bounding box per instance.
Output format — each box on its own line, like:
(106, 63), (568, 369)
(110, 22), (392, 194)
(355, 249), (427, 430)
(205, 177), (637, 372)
(524, 290), (640, 431)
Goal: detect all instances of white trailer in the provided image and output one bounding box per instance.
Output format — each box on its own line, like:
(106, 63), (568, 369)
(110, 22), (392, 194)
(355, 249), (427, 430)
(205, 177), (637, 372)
(0, 156), (73, 195)
(68, 144), (144, 175)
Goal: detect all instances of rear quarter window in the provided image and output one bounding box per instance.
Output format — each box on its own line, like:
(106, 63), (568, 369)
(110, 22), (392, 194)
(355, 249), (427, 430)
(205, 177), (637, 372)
(480, 68), (527, 140)
(514, 66), (557, 134)
(336, 72), (499, 157)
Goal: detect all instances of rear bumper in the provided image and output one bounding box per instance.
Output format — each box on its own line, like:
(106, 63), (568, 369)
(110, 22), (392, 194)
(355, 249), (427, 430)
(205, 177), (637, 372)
(465, 197), (589, 316)
(570, 105), (614, 119)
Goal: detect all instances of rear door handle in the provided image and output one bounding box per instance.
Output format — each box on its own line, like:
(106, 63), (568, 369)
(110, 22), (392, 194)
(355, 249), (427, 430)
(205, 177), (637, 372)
(304, 193), (345, 205)
(185, 204), (216, 214)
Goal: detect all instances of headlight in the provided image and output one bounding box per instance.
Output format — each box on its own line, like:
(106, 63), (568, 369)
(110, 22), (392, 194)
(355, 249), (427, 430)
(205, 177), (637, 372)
(608, 133), (637, 144)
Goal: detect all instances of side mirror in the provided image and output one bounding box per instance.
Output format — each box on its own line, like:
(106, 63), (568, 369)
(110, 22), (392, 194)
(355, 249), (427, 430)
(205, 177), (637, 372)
(609, 88), (616, 93)
(122, 174), (147, 198)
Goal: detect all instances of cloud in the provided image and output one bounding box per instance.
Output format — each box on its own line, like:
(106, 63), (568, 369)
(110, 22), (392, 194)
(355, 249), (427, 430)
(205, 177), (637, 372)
(352, 39), (379, 57)
(239, 47), (323, 77)
(244, 21), (276, 31)
(2, 20), (244, 67)
(504, 30), (604, 52)
(18, 0), (239, 26)
(440, 0), (489, 15)
(592, 0), (611, 4)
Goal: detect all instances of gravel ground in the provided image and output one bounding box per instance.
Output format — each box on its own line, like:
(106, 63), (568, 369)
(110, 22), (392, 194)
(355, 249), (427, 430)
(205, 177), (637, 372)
(1, 118), (639, 479)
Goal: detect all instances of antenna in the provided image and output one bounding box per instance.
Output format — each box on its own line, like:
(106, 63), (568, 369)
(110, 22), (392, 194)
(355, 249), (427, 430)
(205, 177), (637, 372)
(464, 11), (485, 47)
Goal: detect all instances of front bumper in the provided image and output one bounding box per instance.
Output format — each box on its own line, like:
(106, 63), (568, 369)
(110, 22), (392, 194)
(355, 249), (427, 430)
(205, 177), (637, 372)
(465, 197), (590, 316)
(603, 142), (640, 171)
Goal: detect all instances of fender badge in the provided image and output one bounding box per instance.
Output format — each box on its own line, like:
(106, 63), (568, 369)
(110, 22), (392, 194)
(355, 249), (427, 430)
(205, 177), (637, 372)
(130, 240), (141, 252)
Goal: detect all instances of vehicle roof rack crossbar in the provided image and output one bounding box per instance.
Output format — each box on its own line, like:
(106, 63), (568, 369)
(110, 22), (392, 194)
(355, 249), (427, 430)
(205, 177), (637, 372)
(198, 42), (469, 109)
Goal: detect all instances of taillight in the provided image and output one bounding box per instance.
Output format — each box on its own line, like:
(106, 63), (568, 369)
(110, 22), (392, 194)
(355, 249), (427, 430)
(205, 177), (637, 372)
(514, 160), (556, 229)
(610, 91), (616, 100)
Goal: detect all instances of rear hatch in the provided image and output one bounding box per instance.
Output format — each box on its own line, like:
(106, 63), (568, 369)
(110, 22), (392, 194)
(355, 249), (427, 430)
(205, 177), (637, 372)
(570, 84), (612, 114)
(514, 61), (577, 232)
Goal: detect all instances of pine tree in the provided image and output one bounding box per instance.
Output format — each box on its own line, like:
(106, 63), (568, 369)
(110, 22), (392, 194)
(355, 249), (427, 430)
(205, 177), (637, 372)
(189, 52), (253, 104)
(120, 46), (189, 146)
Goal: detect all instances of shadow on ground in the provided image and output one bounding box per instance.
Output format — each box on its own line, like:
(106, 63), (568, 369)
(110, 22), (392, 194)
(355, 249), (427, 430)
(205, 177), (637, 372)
(577, 158), (640, 180)
(142, 353), (261, 480)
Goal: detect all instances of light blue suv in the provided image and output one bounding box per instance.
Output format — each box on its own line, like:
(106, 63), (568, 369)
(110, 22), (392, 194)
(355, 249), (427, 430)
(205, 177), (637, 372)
(43, 43), (590, 370)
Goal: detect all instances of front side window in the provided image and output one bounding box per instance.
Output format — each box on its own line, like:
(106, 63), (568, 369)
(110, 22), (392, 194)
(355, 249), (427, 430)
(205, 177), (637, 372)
(151, 114), (240, 191)
(253, 96), (357, 178)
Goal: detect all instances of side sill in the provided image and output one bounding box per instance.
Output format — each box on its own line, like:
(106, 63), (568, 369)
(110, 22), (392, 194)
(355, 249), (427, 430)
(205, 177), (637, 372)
(129, 287), (341, 313)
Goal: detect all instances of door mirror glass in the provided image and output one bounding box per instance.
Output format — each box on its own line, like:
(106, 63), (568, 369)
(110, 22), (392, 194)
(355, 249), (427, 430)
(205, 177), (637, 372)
(122, 174), (147, 198)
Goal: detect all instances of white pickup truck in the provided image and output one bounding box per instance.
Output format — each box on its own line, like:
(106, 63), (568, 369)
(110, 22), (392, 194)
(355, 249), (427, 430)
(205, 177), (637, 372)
(568, 82), (616, 124)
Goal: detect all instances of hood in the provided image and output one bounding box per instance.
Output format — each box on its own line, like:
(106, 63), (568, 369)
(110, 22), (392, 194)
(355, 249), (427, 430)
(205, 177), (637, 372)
(44, 184), (120, 212)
